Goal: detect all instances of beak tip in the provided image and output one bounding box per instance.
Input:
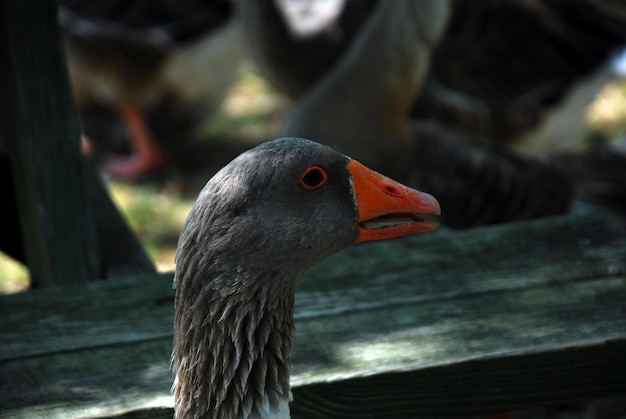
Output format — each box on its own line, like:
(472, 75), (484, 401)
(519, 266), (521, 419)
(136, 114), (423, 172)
(432, 197), (442, 217)
(418, 190), (441, 217)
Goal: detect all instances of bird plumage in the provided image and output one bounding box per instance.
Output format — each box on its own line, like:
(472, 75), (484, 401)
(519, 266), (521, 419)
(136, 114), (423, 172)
(59, 0), (243, 178)
(172, 137), (440, 417)
(241, 0), (626, 228)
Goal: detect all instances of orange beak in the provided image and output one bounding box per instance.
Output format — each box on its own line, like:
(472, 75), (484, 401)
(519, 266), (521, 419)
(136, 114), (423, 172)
(348, 160), (441, 243)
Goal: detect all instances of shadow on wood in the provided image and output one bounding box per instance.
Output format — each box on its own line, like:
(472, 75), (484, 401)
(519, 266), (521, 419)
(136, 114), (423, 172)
(1, 211), (624, 417)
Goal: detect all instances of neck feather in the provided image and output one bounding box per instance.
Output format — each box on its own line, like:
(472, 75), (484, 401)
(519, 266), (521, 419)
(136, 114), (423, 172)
(173, 268), (297, 418)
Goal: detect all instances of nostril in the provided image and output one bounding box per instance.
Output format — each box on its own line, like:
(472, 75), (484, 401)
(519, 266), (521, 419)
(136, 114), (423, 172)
(385, 184), (401, 196)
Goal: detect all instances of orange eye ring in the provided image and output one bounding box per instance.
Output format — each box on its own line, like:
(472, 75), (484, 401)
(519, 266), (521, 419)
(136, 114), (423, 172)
(300, 166), (328, 189)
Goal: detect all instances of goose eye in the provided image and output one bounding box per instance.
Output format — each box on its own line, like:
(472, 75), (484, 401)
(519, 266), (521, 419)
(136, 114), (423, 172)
(300, 166), (328, 189)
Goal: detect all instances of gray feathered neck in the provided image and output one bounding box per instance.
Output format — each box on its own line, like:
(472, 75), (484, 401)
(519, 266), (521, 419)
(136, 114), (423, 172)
(172, 138), (358, 418)
(172, 183), (302, 418)
(173, 254), (295, 418)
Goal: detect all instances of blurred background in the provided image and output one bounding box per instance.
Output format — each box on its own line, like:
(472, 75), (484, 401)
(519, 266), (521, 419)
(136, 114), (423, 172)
(1, 0), (626, 293)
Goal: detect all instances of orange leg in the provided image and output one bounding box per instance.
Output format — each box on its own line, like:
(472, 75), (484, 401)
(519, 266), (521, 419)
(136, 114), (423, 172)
(81, 134), (94, 156)
(100, 102), (167, 179)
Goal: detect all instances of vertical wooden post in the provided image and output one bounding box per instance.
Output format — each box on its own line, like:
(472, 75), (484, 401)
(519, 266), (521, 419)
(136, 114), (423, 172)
(0, 0), (100, 286)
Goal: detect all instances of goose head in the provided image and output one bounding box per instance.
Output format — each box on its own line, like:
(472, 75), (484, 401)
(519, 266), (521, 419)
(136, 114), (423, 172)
(172, 137), (440, 418)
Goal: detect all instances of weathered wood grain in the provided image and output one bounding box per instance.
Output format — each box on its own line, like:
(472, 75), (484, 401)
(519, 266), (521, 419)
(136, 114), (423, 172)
(83, 160), (156, 278)
(0, 0), (155, 282)
(1, 211), (625, 417)
(0, 0), (99, 286)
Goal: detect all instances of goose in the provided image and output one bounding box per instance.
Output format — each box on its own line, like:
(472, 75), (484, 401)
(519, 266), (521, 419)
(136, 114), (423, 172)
(273, 0), (451, 176)
(242, 0), (378, 101)
(172, 137), (441, 418)
(59, 0), (243, 179)
(408, 0), (626, 223)
(410, 0), (626, 151)
(241, 0), (626, 227)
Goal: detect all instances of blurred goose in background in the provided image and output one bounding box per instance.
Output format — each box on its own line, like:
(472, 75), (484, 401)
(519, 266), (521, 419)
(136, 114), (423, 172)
(59, 0), (243, 179)
(241, 0), (626, 228)
(411, 0), (626, 222)
(243, 0), (452, 174)
(242, 0), (378, 101)
(410, 0), (626, 151)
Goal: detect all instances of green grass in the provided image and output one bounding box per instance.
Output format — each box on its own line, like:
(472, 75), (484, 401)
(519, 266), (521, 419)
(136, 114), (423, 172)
(0, 182), (196, 294)
(108, 182), (196, 272)
(586, 79), (626, 140)
(0, 68), (279, 294)
(0, 254), (29, 294)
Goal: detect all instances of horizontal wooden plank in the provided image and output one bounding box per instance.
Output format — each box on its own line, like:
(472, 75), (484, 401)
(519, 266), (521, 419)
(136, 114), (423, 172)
(291, 340), (626, 418)
(292, 338), (626, 417)
(2, 211), (624, 361)
(1, 211), (625, 417)
(0, 272), (174, 361)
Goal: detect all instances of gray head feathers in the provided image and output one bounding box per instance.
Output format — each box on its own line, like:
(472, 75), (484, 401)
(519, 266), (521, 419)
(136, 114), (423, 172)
(173, 138), (360, 418)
